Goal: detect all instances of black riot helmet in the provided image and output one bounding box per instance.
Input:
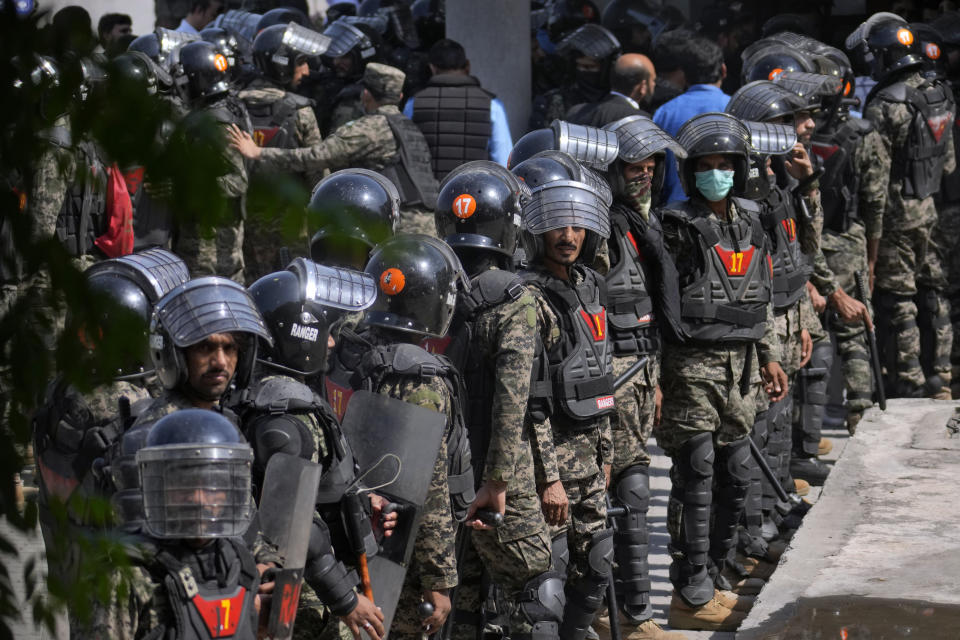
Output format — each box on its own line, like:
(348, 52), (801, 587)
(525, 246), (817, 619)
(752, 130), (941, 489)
(846, 12), (923, 82)
(80, 248), (190, 381)
(127, 32), (176, 89)
(772, 72), (844, 112)
(742, 45), (815, 83)
(200, 27), (241, 71)
(556, 22), (621, 60)
(547, 0), (601, 42)
(726, 80), (808, 122)
(604, 114), (686, 197)
(519, 180), (610, 265)
(177, 40), (232, 104)
(250, 260), (377, 376)
(138, 409), (254, 539)
(256, 7), (310, 33)
(149, 276), (273, 391)
(109, 51), (159, 96)
(323, 17), (379, 65)
(911, 23), (947, 79)
(411, 0), (444, 46)
(675, 112), (752, 198)
(308, 168), (401, 270)
(601, 0), (668, 53)
(435, 161), (526, 260)
(508, 119), (620, 170)
(511, 149), (613, 207)
(252, 23), (331, 85)
(364, 234), (470, 338)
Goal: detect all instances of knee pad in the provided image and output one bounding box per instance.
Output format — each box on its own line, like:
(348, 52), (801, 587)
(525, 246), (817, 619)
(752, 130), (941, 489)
(551, 534), (570, 577)
(613, 465), (650, 514)
(585, 529), (615, 580)
(250, 413), (315, 475)
(715, 437), (752, 491)
(518, 572), (566, 626)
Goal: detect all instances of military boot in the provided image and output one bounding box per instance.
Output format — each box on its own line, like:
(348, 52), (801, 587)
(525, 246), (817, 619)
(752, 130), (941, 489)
(713, 589), (755, 612)
(790, 455), (830, 486)
(667, 593), (746, 632)
(818, 438), (833, 456)
(594, 610), (688, 640)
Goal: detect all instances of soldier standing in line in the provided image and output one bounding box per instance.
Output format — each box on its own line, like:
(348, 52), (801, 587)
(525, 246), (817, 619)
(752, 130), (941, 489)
(230, 62), (440, 237)
(657, 113), (788, 632)
(517, 178), (615, 640)
(238, 22), (328, 282)
(173, 40), (251, 284)
(847, 13), (956, 399)
(433, 162), (564, 640)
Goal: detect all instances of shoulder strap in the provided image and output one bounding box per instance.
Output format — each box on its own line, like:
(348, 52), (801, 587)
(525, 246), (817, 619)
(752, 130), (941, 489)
(461, 270), (524, 319)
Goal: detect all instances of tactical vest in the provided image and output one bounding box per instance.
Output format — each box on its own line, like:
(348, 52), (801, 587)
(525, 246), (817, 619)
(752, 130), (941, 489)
(150, 537), (259, 640)
(349, 340), (475, 519)
(760, 186), (813, 311)
(381, 112), (440, 208)
(411, 74), (494, 180)
(233, 374), (357, 506)
(663, 199), (772, 343)
(870, 77), (954, 200)
(32, 378), (146, 517)
(245, 91), (314, 150)
(522, 266), (615, 428)
(606, 206), (660, 357)
(811, 116), (873, 234)
(422, 268), (550, 481)
(941, 88), (960, 203)
(55, 135), (107, 257)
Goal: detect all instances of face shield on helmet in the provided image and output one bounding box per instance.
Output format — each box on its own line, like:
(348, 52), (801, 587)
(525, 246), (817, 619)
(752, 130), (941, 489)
(253, 23), (332, 85)
(845, 12), (922, 81)
(742, 45), (815, 83)
(138, 409), (254, 539)
(512, 149), (613, 207)
(435, 161), (526, 258)
(520, 180), (610, 265)
(251, 261), (377, 376)
(675, 112), (752, 199)
(219, 9), (262, 43)
(604, 114), (686, 196)
(149, 277), (273, 391)
(772, 71), (844, 113)
(363, 234), (470, 338)
(725, 80), (808, 123)
(308, 168), (401, 270)
(323, 18), (378, 60)
(508, 120), (620, 171)
(741, 121), (798, 199)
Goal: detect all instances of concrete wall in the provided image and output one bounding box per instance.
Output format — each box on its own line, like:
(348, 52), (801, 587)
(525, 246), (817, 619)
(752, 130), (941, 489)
(446, 0), (532, 140)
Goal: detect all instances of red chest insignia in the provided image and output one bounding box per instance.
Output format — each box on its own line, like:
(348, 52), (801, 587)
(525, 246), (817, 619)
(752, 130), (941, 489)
(780, 218), (797, 242)
(811, 143), (839, 162)
(122, 167), (145, 196)
(190, 587), (246, 637)
(927, 113), (952, 143)
(253, 127), (281, 147)
(325, 380), (354, 421)
(420, 335), (452, 355)
(579, 309), (606, 341)
(625, 231), (644, 260)
(714, 245), (756, 276)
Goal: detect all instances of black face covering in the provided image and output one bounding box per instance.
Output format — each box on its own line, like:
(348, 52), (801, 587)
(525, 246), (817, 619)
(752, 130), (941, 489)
(575, 67), (608, 102)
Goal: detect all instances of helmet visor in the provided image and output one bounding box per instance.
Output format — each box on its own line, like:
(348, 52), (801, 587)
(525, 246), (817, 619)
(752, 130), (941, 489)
(154, 277), (273, 348)
(523, 180), (610, 239)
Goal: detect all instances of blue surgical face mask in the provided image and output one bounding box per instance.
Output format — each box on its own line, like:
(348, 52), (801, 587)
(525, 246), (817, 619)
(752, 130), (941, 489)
(695, 169), (736, 202)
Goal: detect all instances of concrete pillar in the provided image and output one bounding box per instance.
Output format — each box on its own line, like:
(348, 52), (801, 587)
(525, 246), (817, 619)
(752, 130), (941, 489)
(446, 0), (532, 140)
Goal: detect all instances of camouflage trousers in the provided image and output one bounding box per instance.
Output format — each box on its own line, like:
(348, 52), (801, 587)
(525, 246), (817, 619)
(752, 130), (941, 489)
(822, 223), (876, 414)
(397, 206), (438, 237)
(451, 492), (553, 640)
(874, 221), (952, 390)
(934, 203), (960, 386)
(610, 355), (659, 473)
(174, 219), (245, 284)
(241, 209), (308, 285)
(549, 471), (607, 584)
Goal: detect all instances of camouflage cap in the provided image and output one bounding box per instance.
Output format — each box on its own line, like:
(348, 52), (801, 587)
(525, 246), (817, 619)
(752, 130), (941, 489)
(363, 62), (405, 104)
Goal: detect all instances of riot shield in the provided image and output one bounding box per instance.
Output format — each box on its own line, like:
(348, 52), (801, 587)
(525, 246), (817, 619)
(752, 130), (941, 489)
(339, 390), (446, 634)
(259, 453), (323, 640)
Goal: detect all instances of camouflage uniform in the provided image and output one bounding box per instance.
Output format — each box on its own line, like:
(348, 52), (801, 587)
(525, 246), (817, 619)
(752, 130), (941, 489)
(810, 126), (889, 419)
(239, 80), (324, 283)
(369, 352), (459, 640)
(864, 72), (956, 392)
(173, 101), (249, 284)
(527, 266), (611, 585)
(610, 356), (659, 472)
(450, 280), (553, 640)
(131, 387), (200, 427)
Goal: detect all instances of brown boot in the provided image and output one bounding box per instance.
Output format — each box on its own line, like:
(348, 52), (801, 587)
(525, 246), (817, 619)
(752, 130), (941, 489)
(794, 478), (810, 496)
(818, 438), (833, 456)
(736, 554), (778, 579)
(595, 611), (689, 640)
(847, 411), (862, 435)
(713, 589), (755, 612)
(721, 568), (767, 595)
(766, 539), (789, 562)
(667, 593), (746, 632)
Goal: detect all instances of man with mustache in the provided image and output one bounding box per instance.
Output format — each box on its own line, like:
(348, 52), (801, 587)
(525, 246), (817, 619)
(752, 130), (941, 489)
(517, 179), (616, 640)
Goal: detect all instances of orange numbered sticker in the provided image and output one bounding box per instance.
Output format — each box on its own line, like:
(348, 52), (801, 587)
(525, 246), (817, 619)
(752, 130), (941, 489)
(380, 268), (406, 295)
(452, 193), (477, 219)
(214, 53), (229, 72)
(768, 67), (784, 81)
(897, 28), (914, 46)
(926, 42), (941, 60)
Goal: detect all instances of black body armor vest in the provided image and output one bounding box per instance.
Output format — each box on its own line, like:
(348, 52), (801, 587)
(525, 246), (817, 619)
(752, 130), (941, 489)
(606, 206), (660, 357)
(522, 266), (615, 428)
(411, 74), (494, 180)
(664, 199), (772, 343)
(381, 112), (440, 208)
(330, 338), (475, 519)
(869, 76), (954, 200)
(149, 537), (260, 640)
(55, 136), (107, 257)
(246, 91), (314, 150)
(811, 116), (874, 234)
(760, 186), (813, 311)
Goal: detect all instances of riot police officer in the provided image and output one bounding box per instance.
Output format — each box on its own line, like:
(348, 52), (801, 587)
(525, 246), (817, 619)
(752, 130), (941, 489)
(658, 112), (788, 632)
